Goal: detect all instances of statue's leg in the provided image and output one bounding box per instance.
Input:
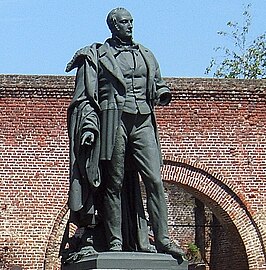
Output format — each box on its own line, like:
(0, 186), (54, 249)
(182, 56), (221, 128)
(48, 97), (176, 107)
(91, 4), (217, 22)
(129, 114), (170, 248)
(103, 124), (127, 251)
(131, 114), (185, 262)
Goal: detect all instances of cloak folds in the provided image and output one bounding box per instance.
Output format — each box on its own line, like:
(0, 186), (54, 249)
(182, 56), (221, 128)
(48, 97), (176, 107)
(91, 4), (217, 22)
(68, 100), (100, 222)
(67, 44), (102, 226)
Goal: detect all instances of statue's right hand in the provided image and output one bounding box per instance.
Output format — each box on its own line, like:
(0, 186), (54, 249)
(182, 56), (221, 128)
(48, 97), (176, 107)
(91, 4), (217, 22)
(81, 131), (95, 146)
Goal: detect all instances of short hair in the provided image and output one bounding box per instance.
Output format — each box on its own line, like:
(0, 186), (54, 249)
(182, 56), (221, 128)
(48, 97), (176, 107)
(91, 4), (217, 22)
(106, 7), (130, 32)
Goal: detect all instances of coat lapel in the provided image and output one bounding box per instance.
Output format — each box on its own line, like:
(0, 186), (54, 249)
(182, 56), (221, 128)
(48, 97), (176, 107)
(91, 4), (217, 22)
(138, 44), (156, 92)
(98, 42), (127, 90)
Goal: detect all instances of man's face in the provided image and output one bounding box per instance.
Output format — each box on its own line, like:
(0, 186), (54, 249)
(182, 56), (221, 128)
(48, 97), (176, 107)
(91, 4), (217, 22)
(113, 10), (133, 41)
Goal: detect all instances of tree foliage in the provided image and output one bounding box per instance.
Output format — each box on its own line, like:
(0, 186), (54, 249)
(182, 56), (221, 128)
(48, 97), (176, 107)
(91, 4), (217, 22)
(205, 4), (266, 79)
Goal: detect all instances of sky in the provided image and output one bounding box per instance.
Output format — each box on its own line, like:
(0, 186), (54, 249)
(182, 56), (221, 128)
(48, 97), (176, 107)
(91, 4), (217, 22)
(0, 0), (265, 77)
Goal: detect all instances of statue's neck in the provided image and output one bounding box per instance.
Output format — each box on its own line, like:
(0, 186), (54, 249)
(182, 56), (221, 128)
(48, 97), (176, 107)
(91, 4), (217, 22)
(112, 35), (133, 46)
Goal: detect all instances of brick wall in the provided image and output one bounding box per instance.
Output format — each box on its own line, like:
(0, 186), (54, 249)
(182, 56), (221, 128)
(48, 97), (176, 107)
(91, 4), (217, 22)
(0, 76), (71, 269)
(0, 75), (265, 270)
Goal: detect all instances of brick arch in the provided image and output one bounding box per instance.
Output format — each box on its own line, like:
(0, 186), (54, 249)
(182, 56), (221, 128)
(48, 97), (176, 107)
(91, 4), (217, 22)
(162, 156), (266, 270)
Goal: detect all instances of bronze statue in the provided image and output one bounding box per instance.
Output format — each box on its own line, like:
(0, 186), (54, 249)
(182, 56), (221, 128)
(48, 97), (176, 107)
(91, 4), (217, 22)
(64, 7), (185, 264)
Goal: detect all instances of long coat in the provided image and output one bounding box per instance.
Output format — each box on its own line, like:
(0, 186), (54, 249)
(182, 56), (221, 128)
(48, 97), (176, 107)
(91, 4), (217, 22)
(66, 38), (171, 215)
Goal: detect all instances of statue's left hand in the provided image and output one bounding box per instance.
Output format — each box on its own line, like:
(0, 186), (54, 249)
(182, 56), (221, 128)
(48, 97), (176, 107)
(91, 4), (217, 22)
(81, 131), (95, 146)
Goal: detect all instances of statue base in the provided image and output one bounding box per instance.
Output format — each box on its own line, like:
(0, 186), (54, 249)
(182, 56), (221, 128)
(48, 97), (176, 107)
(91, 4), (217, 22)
(61, 251), (188, 270)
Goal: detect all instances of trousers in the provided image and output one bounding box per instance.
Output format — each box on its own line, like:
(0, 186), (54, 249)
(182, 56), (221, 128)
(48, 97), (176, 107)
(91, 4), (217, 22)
(103, 112), (170, 249)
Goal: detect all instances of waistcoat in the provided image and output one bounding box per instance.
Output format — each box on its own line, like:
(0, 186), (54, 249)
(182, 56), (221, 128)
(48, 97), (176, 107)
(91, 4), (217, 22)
(115, 48), (151, 114)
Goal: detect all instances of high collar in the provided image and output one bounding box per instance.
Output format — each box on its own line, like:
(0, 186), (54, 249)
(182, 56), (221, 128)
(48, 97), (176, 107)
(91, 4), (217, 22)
(108, 36), (139, 52)
(112, 35), (133, 46)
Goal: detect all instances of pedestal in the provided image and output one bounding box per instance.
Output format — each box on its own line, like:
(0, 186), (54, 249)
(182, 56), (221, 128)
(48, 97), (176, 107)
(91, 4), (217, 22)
(61, 252), (188, 270)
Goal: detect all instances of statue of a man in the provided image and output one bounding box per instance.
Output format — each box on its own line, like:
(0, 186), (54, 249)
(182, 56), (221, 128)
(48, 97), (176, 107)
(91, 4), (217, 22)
(65, 7), (185, 263)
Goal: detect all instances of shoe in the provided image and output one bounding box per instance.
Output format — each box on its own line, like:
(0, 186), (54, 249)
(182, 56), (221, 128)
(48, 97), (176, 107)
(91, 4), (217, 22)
(140, 244), (157, 253)
(158, 242), (185, 264)
(109, 243), (122, 251)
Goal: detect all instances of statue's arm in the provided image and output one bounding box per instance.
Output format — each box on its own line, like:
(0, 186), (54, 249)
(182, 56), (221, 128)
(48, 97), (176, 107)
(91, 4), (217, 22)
(153, 57), (172, 106)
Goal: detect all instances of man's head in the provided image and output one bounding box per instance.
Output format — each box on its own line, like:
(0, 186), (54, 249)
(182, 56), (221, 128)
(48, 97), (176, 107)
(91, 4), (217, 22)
(106, 8), (133, 41)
